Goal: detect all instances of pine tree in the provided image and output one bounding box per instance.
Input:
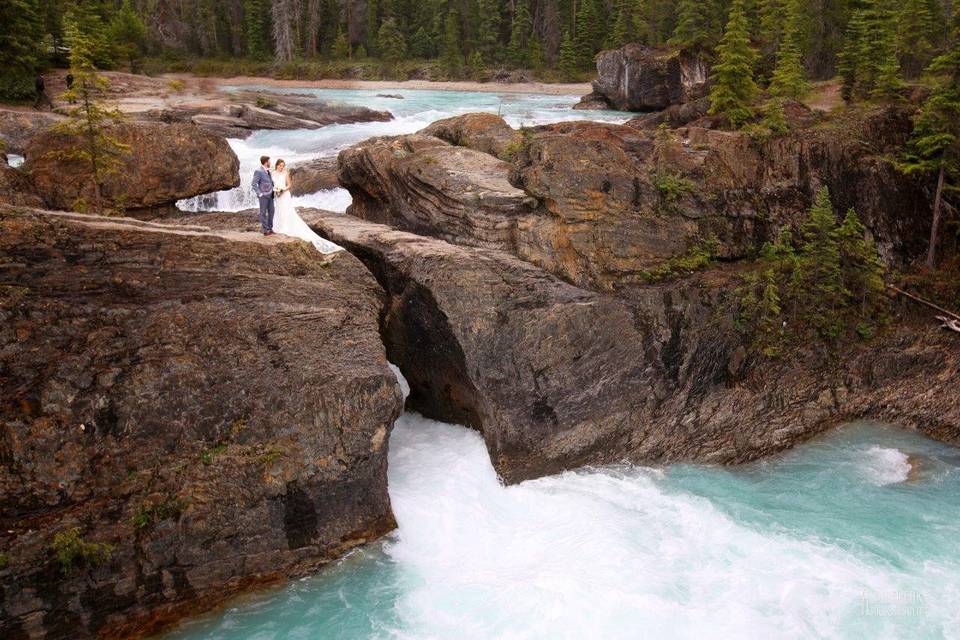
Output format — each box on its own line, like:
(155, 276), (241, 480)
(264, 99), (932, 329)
(331, 28), (350, 58)
(574, 0), (602, 68)
(896, 0), (936, 78)
(109, 0), (146, 70)
(900, 22), (960, 267)
(756, 0), (785, 72)
(558, 29), (578, 80)
(529, 35), (546, 70)
(839, 0), (902, 101)
(440, 11), (463, 78)
(244, 0), (271, 58)
(377, 18), (406, 67)
(797, 187), (845, 337)
(509, 1), (533, 68)
(610, 0), (643, 48)
(670, 0), (714, 51)
(64, 0), (114, 69)
(410, 25), (433, 58)
(708, 0), (758, 128)
(833, 208), (885, 311)
(0, 0), (44, 100)
(54, 16), (130, 214)
(477, 0), (501, 65)
(768, 2), (807, 99)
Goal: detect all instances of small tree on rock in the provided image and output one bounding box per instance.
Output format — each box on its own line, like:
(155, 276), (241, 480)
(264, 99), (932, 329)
(53, 17), (130, 215)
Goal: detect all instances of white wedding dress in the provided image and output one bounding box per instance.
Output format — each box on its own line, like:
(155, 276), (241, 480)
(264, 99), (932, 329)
(272, 171), (343, 254)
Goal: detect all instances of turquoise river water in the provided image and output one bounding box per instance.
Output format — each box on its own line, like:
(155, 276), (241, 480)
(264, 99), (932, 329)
(169, 89), (960, 639)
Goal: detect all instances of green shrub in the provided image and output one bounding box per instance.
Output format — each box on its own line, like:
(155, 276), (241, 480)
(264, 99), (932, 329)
(132, 498), (186, 530)
(52, 528), (113, 574)
(200, 443), (227, 465)
(0, 553), (9, 569)
(653, 172), (695, 212)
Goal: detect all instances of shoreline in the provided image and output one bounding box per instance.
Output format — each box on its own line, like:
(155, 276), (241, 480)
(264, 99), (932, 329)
(201, 75), (593, 96)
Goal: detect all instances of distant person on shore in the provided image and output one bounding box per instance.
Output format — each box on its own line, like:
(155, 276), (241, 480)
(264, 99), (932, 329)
(65, 73), (76, 103)
(34, 75), (53, 110)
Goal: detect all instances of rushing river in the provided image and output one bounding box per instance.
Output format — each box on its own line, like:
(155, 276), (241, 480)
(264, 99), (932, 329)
(169, 89), (960, 639)
(177, 87), (631, 214)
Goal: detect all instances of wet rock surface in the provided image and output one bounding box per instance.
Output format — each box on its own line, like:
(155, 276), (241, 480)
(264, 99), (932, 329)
(23, 122), (239, 212)
(575, 45), (710, 112)
(0, 208), (403, 639)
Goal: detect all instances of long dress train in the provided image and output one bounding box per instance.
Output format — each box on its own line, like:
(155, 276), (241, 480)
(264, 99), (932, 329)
(272, 170), (343, 254)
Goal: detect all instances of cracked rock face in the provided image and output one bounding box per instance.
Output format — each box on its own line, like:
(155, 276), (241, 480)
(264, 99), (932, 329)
(0, 209), (403, 639)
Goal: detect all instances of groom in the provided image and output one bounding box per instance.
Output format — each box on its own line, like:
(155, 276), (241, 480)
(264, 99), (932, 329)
(251, 155), (275, 236)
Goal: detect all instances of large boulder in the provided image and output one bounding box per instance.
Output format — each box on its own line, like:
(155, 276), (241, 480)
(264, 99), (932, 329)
(575, 45), (709, 112)
(289, 157), (339, 196)
(338, 133), (536, 250)
(0, 208), (403, 639)
(420, 113), (522, 160)
(23, 122), (239, 211)
(0, 108), (63, 154)
(308, 211), (960, 485)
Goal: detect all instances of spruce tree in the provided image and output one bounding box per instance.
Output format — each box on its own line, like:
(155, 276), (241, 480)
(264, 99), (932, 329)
(410, 26), (433, 58)
(244, 0), (271, 58)
(331, 28), (350, 58)
(109, 0), (146, 71)
(670, 0), (714, 51)
(761, 98), (789, 134)
(768, 2), (807, 99)
(529, 35), (546, 71)
(896, 0), (936, 78)
(901, 22), (960, 267)
(377, 18), (406, 68)
(440, 12), (463, 78)
(477, 0), (501, 65)
(575, 0), (602, 68)
(0, 0), (44, 100)
(708, 0), (758, 128)
(509, 1), (533, 68)
(840, 0), (902, 101)
(798, 187), (845, 337)
(558, 29), (578, 80)
(833, 208), (886, 312)
(54, 16), (130, 214)
(756, 0), (785, 73)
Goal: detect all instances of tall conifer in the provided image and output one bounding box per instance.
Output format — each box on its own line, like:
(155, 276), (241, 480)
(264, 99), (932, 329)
(708, 0), (758, 127)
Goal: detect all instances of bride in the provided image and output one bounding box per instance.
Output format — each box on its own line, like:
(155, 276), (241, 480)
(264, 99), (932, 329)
(272, 159), (342, 254)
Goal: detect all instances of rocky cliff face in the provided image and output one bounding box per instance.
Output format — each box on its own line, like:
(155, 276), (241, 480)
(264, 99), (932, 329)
(575, 45), (710, 111)
(0, 209), (403, 639)
(338, 109), (926, 292)
(23, 122), (240, 213)
(308, 211), (960, 485)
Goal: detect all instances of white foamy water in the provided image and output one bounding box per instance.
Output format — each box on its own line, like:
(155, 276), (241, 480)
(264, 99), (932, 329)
(862, 446), (913, 486)
(7, 153), (24, 168)
(177, 88), (632, 213)
(168, 408), (960, 640)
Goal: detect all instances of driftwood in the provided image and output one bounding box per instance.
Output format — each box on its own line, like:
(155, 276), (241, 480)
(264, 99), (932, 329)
(888, 284), (960, 333)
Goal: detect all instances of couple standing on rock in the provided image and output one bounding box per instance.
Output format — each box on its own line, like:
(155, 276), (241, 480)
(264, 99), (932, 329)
(251, 155), (342, 254)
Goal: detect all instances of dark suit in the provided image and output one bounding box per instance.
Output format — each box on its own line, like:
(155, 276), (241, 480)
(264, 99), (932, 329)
(252, 166), (275, 232)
